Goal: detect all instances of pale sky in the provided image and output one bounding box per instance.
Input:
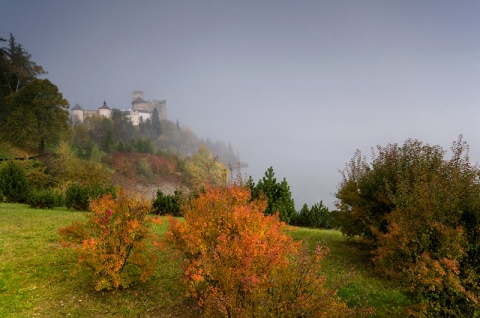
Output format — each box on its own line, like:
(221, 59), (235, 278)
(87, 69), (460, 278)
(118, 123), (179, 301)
(2, 1), (480, 208)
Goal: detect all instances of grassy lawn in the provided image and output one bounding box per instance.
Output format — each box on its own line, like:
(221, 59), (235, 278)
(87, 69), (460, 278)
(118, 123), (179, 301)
(290, 228), (412, 317)
(0, 203), (412, 317)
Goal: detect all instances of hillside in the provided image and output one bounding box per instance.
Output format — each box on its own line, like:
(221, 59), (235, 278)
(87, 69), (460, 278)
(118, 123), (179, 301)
(109, 151), (189, 200)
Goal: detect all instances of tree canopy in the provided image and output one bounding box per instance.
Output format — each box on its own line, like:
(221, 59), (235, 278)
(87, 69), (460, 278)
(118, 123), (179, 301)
(3, 78), (70, 153)
(0, 33), (46, 126)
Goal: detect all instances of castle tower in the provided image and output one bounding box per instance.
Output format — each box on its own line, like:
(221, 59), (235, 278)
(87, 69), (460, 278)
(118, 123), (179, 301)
(71, 103), (84, 123)
(132, 90), (144, 102)
(98, 100), (112, 118)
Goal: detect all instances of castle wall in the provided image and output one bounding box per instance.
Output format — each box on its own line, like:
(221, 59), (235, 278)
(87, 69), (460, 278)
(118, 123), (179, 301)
(132, 102), (150, 112)
(84, 110), (98, 118)
(98, 108), (112, 118)
(72, 110), (84, 123)
(127, 110), (152, 125)
(151, 100), (167, 120)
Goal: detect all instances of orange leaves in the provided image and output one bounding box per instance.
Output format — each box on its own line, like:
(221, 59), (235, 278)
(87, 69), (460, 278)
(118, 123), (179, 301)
(164, 185), (367, 317)
(58, 189), (160, 291)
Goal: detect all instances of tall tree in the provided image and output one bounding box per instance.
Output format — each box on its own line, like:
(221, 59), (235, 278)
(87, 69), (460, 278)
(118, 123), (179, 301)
(249, 167), (296, 223)
(2, 33), (46, 93)
(0, 33), (46, 126)
(3, 79), (70, 153)
(151, 107), (162, 137)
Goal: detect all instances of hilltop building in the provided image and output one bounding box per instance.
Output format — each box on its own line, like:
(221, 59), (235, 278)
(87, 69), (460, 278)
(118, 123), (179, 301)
(70, 91), (167, 125)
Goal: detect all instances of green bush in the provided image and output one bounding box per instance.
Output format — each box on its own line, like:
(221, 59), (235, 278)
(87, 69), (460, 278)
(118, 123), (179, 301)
(65, 183), (116, 211)
(151, 190), (183, 216)
(336, 137), (480, 316)
(22, 160), (54, 189)
(0, 161), (30, 203)
(28, 188), (64, 209)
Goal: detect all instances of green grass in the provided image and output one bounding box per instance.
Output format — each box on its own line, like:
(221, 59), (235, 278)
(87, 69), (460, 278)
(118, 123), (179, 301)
(0, 203), (198, 318)
(0, 203), (412, 317)
(290, 227), (413, 317)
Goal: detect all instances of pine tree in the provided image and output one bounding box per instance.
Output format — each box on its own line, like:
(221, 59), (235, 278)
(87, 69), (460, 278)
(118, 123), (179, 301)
(249, 167), (296, 223)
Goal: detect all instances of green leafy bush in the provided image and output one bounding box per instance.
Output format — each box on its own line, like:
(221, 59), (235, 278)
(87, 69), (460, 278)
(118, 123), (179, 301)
(28, 188), (64, 209)
(48, 142), (112, 189)
(0, 161), (30, 203)
(336, 137), (480, 316)
(151, 190), (183, 216)
(65, 183), (116, 211)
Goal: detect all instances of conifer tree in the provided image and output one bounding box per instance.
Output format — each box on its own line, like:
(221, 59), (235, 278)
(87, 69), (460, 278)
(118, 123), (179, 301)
(249, 166), (296, 223)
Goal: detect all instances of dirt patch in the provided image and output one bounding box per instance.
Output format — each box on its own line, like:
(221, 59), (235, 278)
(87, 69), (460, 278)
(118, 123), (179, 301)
(112, 172), (190, 201)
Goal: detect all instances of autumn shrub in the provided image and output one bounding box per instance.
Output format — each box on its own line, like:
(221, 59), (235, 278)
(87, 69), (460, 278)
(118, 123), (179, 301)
(58, 190), (161, 291)
(163, 185), (368, 317)
(28, 188), (64, 209)
(0, 161), (30, 203)
(182, 144), (229, 189)
(151, 190), (183, 216)
(336, 136), (480, 316)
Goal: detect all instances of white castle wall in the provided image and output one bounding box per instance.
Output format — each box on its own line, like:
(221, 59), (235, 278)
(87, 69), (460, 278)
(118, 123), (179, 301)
(71, 91), (166, 125)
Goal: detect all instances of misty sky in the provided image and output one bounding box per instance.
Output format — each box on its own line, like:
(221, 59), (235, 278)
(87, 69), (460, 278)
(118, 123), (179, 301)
(2, 1), (480, 208)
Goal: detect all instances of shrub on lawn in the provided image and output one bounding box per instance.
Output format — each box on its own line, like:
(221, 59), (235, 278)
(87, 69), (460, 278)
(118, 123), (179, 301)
(58, 190), (161, 291)
(65, 182), (116, 211)
(28, 188), (64, 209)
(0, 161), (30, 203)
(151, 190), (183, 216)
(336, 136), (480, 316)
(163, 185), (373, 317)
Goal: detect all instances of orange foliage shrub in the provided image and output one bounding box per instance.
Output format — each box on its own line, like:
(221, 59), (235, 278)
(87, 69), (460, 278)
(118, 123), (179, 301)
(163, 185), (371, 317)
(59, 190), (161, 291)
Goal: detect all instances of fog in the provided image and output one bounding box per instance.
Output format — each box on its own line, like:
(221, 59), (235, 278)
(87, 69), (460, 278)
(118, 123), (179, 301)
(3, 1), (480, 209)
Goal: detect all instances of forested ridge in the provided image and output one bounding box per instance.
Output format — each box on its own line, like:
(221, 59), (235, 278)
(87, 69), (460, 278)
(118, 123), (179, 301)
(0, 33), (241, 195)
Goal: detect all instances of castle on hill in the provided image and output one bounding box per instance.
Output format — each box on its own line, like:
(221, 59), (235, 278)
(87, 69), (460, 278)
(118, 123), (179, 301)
(70, 91), (167, 125)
